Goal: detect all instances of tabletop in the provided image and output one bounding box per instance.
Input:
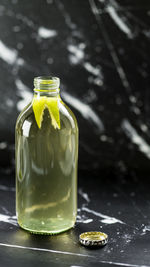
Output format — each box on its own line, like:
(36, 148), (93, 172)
(0, 169), (150, 267)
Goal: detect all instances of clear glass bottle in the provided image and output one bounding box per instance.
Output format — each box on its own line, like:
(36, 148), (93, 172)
(15, 76), (78, 234)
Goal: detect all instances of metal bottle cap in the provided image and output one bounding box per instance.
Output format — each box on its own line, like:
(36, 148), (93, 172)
(79, 231), (108, 247)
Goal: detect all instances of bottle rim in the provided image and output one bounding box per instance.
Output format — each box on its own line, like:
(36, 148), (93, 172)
(34, 76), (60, 91)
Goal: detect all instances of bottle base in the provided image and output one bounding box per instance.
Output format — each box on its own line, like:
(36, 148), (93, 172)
(17, 218), (75, 235)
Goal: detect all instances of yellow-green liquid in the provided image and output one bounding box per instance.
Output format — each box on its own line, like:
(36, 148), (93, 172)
(15, 99), (78, 234)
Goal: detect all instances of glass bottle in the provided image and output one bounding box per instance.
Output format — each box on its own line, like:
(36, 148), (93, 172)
(15, 76), (78, 234)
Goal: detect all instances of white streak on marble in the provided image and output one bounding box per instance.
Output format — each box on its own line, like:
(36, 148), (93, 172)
(100, 135), (107, 141)
(0, 214), (17, 226)
(78, 188), (90, 202)
(55, 0), (76, 30)
(0, 184), (15, 192)
(106, 5), (133, 38)
(100, 261), (149, 267)
(77, 208), (93, 224)
(17, 58), (25, 66)
(6, 99), (14, 108)
(129, 96), (141, 115)
(122, 119), (150, 159)
(0, 142), (7, 149)
(100, 135), (113, 143)
(76, 217), (93, 224)
(82, 207), (124, 224)
(38, 27), (57, 39)
(142, 225), (150, 233)
(62, 91), (104, 131)
(0, 243), (94, 258)
(89, 0), (131, 91)
(0, 40), (17, 64)
(2, 206), (10, 215)
(140, 124), (148, 133)
(82, 218), (93, 223)
(143, 30), (150, 38)
(0, 40), (24, 67)
(84, 63), (103, 86)
(131, 106), (141, 115)
(68, 43), (85, 65)
(92, 77), (103, 86)
(101, 218), (122, 224)
(83, 62), (102, 77)
(129, 95), (137, 103)
(15, 79), (32, 111)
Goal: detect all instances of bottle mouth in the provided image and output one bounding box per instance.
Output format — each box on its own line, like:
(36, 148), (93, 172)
(34, 76), (60, 91)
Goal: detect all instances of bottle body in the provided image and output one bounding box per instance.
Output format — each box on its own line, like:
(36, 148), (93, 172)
(15, 79), (78, 234)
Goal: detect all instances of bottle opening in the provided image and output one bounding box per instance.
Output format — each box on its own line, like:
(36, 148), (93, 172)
(34, 76), (60, 91)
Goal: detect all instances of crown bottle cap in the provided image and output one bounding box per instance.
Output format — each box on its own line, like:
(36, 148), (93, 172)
(79, 231), (108, 247)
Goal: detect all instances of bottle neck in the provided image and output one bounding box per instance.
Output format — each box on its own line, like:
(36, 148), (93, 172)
(33, 76), (60, 97)
(34, 89), (60, 97)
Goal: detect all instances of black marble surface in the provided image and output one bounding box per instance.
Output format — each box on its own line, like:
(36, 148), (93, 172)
(0, 0), (150, 172)
(1, 170), (150, 267)
(1, 1), (150, 266)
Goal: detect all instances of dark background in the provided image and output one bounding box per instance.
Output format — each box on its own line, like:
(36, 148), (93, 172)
(0, 0), (150, 176)
(1, 2), (150, 266)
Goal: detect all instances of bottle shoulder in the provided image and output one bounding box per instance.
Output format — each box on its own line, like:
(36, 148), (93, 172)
(59, 99), (78, 130)
(16, 103), (32, 127)
(16, 98), (78, 132)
